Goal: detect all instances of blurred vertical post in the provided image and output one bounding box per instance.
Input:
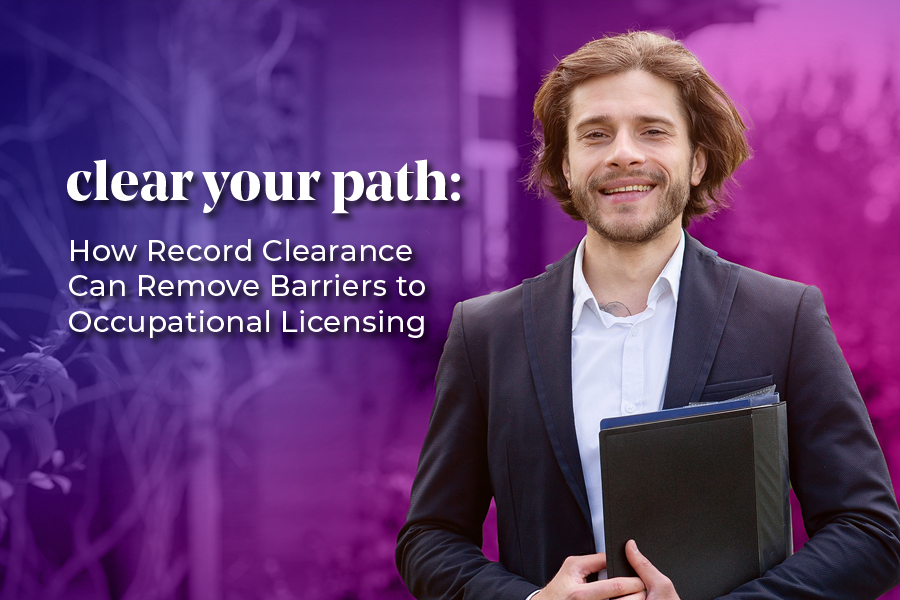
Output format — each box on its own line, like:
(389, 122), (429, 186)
(182, 67), (223, 600)
(460, 0), (518, 293)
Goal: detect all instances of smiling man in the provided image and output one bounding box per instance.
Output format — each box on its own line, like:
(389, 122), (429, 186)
(397, 32), (900, 600)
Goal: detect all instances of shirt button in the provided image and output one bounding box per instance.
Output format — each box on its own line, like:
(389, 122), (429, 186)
(631, 327), (639, 337)
(624, 403), (636, 413)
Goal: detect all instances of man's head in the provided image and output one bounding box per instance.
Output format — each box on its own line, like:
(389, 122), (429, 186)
(528, 31), (749, 234)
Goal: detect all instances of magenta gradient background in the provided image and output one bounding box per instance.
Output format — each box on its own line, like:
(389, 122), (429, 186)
(0, 1), (898, 599)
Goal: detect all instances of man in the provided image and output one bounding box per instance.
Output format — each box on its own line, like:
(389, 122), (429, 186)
(396, 31), (900, 599)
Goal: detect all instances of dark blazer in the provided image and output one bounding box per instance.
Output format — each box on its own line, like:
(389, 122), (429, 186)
(397, 233), (900, 599)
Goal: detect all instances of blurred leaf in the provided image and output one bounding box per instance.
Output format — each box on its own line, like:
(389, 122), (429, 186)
(0, 319), (20, 342)
(1, 352), (62, 375)
(67, 453), (86, 471)
(0, 353), (78, 418)
(33, 384), (52, 409)
(55, 375), (77, 421)
(28, 341), (51, 354)
(0, 479), (12, 501)
(50, 474), (71, 494)
(40, 330), (68, 349)
(51, 383), (64, 421)
(0, 410), (57, 467)
(0, 430), (10, 466)
(51, 449), (64, 468)
(0, 252), (28, 280)
(28, 471), (53, 490)
(0, 379), (27, 408)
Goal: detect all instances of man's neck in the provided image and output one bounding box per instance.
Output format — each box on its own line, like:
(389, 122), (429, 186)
(581, 219), (682, 316)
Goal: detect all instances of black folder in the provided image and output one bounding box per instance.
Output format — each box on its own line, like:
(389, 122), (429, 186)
(599, 390), (791, 600)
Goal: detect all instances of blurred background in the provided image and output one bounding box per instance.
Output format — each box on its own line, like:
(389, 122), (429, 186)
(0, 0), (898, 598)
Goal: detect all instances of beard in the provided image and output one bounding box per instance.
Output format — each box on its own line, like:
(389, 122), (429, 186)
(570, 167), (690, 245)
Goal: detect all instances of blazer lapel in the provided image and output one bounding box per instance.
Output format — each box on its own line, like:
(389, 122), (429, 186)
(522, 249), (592, 530)
(663, 233), (742, 409)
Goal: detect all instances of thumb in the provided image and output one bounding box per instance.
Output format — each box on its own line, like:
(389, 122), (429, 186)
(625, 540), (667, 587)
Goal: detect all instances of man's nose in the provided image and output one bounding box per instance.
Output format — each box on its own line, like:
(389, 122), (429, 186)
(606, 132), (645, 168)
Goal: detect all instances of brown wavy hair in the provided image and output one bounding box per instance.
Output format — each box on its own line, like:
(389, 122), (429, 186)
(527, 31), (750, 227)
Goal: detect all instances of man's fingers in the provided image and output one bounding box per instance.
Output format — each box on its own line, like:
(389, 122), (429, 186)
(614, 592), (647, 600)
(625, 540), (672, 589)
(580, 576), (644, 599)
(561, 552), (608, 579)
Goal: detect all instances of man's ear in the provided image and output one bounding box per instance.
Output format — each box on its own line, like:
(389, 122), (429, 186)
(691, 146), (708, 187)
(562, 156), (570, 188)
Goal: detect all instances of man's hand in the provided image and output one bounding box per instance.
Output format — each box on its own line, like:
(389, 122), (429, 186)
(625, 540), (680, 600)
(533, 553), (646, 600)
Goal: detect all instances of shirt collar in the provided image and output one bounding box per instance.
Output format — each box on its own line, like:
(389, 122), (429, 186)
(571, 229), (685, 331)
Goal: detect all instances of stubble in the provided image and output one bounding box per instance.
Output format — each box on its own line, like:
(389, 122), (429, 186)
(570, 167), (690, 245)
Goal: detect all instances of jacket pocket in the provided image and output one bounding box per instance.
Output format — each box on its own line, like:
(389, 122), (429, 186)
(697, 374), (775, 404)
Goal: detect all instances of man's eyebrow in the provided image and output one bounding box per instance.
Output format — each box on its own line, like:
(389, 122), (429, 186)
(572, 114), (679, 130)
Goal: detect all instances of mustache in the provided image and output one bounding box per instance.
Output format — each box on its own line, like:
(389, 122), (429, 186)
(587, 169), (667, 190)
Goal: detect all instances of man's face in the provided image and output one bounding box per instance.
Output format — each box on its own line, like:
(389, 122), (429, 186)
(562, 70), (707, 244)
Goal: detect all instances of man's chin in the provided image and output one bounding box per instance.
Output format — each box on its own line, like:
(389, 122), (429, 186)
(588, 216), (674, 245)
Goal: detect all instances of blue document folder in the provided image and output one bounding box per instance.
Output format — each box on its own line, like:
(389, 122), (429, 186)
(600, 391), (780, 430)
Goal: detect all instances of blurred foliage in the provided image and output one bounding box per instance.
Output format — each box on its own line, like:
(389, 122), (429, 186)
(692, 68), (900, 484)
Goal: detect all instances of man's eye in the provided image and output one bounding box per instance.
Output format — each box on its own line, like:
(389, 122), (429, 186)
(586, 131), (607, 139)
(645, 129), (665, 136)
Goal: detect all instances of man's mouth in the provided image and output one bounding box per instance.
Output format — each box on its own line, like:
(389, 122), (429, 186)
(601, 184), (655, 195)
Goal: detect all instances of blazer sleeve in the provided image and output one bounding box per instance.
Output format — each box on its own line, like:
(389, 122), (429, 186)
(396, 302), (541, 600)
(721, 286), (900, 599)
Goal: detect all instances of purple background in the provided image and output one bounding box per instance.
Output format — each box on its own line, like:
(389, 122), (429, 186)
(0, 1), (898, 598)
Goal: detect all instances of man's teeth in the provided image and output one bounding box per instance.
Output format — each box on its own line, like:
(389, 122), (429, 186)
(602, 185), (654, 195)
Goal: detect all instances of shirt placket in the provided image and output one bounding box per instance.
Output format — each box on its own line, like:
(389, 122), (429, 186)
(620, 319), (645, 414)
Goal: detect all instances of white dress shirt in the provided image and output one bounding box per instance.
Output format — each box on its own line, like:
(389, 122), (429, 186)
(524, 232), (685, 598)
(571, 230), (685, 559)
